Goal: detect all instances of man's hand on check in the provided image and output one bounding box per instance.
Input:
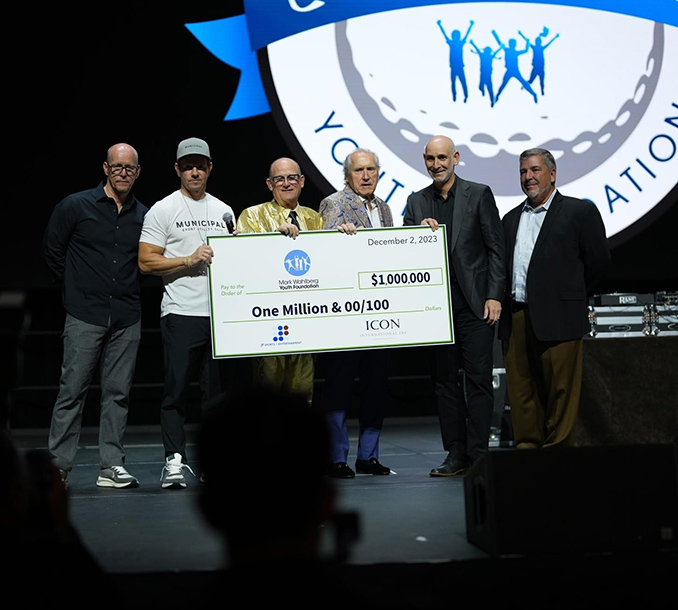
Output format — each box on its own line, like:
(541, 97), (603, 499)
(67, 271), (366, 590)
(337, 223), (358, 235)
(421, 218), (439, 231)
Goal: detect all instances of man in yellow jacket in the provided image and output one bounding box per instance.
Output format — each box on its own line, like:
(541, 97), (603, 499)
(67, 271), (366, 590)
(236, 158), (322, 404)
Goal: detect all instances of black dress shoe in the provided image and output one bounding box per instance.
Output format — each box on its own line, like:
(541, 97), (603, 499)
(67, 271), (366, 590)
(355, 458), (391, 475)
(328, 462), (355, 479)
(430, 455), (469, 477)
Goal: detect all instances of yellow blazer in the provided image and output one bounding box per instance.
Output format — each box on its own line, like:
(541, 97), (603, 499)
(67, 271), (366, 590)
(236, 199), (322, 233)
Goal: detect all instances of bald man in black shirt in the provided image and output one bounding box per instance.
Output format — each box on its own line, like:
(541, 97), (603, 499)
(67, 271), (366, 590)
(43, 143), (147, 489)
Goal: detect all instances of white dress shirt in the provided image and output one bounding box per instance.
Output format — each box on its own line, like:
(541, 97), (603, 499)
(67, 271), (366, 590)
(511, 189), (557, 303)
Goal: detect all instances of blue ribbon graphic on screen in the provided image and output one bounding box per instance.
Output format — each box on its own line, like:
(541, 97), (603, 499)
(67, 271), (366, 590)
(186, 0), (678, 121)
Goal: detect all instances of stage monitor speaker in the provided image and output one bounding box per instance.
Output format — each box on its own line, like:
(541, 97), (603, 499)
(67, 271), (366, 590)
(464, 443), (678, 557)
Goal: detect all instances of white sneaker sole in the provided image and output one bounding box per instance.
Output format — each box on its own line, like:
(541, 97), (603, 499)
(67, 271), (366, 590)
(96, 477), (139, 489)
(161, 479), (187, 489)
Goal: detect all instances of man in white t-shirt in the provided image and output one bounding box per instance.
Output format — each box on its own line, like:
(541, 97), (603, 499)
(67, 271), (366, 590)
(139, 137), (234, 489)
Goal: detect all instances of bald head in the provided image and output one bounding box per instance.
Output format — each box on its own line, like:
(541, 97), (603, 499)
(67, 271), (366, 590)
(106, 143), (138, 165)
(269, 157), (301, 178)
(424, 136), (459, 193)
(267, 157), (305, 209)
(425, 136), (455, 157)
(103, 143), (140, 204)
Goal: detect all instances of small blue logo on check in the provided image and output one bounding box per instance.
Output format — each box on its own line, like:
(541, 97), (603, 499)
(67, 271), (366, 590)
(284, 249), (311, 276)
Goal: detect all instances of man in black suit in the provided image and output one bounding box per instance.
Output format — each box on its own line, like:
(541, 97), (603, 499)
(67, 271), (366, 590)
(404, 135), (505, 475)
(499, 148), (610, 448)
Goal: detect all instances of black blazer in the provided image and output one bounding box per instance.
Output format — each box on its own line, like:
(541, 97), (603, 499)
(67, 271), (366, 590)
(404, 176), (505, 320)
(498, 190), (611, 343)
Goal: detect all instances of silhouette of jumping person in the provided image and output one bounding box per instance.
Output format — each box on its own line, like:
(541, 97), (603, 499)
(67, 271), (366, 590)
(438, 19), (474, 103)
(492, 30), (538, 104)
(519, 27), (560, 96)
(470, 40), (501, 107)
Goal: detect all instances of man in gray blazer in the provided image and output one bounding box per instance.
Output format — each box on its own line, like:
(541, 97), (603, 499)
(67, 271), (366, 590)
(319, 148), (393, 479)
(404, 135), (505, 475)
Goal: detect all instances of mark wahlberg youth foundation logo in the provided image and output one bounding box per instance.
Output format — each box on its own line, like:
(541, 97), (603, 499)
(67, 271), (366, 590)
(284, 249), (311, 276)
(187, 1), (678, 245)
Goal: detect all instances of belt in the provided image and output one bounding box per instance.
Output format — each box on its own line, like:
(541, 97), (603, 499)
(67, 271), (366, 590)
(511, 300), (527, 313)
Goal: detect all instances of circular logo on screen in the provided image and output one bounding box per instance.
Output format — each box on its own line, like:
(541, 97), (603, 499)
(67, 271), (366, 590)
(262, 3), (678, 243)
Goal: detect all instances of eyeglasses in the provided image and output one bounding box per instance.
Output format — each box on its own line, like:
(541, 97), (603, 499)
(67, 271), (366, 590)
(270, 174), (301, 186)
(107, 163), (139, 175)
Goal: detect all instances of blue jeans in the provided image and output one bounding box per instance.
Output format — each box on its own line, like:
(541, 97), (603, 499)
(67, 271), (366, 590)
(322, 349), (390, 464)
(48, 314), (140, 471)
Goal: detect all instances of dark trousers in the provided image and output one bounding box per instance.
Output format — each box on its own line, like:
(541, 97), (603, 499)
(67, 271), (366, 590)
(433, 281), (494, 462)
(322, 349), (390, 463)
(160, 314), (225, 459)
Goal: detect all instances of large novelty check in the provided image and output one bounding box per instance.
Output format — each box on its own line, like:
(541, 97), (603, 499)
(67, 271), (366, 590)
(207, 226), (454, 358)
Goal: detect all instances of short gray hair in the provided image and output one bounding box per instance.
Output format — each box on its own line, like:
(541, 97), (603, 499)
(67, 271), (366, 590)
(343, 148), (381, 180)
(520, 148), (556, 172)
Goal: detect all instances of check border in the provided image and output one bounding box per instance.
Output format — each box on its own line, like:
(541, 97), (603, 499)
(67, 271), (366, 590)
(207, 225), (454, 358)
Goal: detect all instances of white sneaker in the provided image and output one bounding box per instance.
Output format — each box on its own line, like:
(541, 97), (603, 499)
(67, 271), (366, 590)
(160, 453), (194, 489)
(96, 465), (139, 488)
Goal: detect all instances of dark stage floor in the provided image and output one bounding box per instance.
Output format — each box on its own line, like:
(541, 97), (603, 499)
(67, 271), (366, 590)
(10, 417), (484, 570)
(8, 417), (677, 608)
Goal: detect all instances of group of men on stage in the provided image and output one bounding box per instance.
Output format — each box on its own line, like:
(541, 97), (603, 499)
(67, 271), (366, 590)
(42, 134), (610, 489)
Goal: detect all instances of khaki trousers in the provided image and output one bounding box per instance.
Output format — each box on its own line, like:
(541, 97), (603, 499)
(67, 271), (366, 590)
(503, 307), (582, 448)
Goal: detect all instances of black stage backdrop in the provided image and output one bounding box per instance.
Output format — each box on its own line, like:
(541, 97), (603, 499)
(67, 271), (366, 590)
(5, 3), (677, 294)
